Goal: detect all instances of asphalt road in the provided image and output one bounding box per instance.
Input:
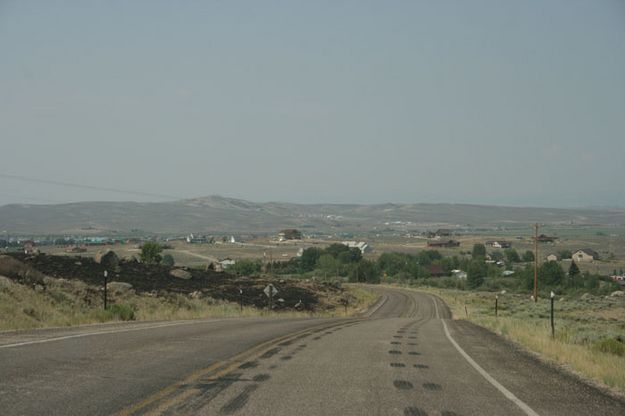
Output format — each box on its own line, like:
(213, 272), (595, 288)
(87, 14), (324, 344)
(1, 287), (624, 416)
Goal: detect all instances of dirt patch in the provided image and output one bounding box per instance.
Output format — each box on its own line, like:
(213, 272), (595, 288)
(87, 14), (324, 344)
(3, 253), (349, 311)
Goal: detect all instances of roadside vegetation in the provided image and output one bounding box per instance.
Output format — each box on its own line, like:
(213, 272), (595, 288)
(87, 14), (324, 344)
(0, 275), (376, 331)
(0, 253), (377, 332)
(417, 287), (625, 393)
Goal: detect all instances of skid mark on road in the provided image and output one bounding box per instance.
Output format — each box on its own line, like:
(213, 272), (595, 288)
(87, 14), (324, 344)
(404, 407), (428, 416)
(252, 374), (270, 382)
(390, 363), (406, 368)
(219, 385), (258, 415)
(389, 350), (402, 355)
(259, 348), (281, 360)
(422, 382), (442, 391)
(394, 380), (414, 390)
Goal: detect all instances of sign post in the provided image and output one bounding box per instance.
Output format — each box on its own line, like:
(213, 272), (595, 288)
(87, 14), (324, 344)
(263, 284), (278, 310)
(495, 295), (498, 317)
(103, 270), (108, 310)
(239, 287), (243, 313)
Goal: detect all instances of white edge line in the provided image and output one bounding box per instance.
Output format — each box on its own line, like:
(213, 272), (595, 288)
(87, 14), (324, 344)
(431, 295), (540, 416)
(0, 319), (227, 349)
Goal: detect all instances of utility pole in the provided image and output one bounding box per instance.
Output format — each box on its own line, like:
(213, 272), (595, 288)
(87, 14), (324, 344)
(269, 249), (273, 276)
(533, 223), (539, 302)
(550, 291), (555, 338)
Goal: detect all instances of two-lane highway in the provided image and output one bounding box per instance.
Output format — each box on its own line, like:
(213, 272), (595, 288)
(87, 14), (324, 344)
(1, 287), (624, 415)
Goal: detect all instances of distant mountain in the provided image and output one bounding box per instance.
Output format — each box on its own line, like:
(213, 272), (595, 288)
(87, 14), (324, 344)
(1, 195), (625, 235)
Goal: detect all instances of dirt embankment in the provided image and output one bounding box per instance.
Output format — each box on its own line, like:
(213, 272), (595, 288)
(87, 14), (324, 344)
(1, 253), (350, 311)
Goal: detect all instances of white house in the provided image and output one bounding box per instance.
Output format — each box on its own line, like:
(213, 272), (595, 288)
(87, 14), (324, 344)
(342, 241), (371, 254)
(186, 234), (208, 244)
(546, 254), (559, 262)
(573, 249), (599, 262)
(219, 258), (236, 269)
(451, 269), (467, 279)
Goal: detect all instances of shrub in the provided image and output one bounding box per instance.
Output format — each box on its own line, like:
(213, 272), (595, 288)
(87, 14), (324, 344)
(99, 304), (135, 321)
(162, 254), (175, 267)
(594, 337), (625, 357)
(140, 242), (163, 264)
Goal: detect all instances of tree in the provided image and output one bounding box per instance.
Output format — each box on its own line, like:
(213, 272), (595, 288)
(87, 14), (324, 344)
(490, 251), (504, 262)
(472, 244), (486, 259)
(301, 247), (322, 271)
(467, 260), (486, 289)
(337, 247), (362, 264)
(504, 248), (520, 263)
(522, 250), (535, 262)
(348, 260), (380, 283)
(417, 250), (441, 266)
(568, 260), (581, 287)
(559, 250), (572, 260)
(540, 261), (565, 286)
(162, 254), (175, 267)
(317, 254), (339, 277)
(324, 243), (350, 258)
(140, 242), (163, 264)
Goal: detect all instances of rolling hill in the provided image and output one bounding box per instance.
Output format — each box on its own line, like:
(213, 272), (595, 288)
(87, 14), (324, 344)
(1, 195), (624, 235)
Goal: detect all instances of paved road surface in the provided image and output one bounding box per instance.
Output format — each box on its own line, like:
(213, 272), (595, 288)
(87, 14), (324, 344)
(1, 287), (624, 415)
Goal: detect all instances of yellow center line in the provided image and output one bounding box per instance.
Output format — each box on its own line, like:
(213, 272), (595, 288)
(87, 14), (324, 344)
(116, 319), (360, 416)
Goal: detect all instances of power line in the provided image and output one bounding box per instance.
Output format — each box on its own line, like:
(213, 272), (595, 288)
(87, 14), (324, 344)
(0, 173), (181, 201)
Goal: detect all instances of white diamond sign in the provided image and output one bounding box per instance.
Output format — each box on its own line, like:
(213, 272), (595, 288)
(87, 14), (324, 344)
(264, 284), (278, 298)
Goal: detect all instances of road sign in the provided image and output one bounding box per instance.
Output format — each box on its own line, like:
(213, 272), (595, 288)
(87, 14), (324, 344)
(264, 284), (278, 298)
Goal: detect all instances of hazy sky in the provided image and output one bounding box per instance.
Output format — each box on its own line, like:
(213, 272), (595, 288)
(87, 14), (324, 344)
(1, 1), (624, 207)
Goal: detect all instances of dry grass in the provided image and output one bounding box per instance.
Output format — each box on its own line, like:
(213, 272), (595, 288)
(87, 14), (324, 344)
(416, 286), (625, 393)
(0, 276), (377, 332)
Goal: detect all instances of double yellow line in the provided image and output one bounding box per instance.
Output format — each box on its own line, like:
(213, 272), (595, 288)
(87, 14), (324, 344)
(117, 318), (360, 416)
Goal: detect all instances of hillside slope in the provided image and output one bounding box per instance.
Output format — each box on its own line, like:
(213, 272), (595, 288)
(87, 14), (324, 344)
(1, 195), (624, 234)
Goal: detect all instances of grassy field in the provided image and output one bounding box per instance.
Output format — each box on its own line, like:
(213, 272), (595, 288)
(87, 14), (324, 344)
(0, 275), (377, 332)
(413, 286), (625, 394)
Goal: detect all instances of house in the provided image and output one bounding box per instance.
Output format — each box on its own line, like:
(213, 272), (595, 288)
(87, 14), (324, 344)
(451, 269), (467, 279)
(227, 236), (236, 244)
(535, 234), (557, 243)
(219, 258), (236, 269)
(23, 240), (39, 255)
(572, 249), (599, 262)
(278, 229), (302, 241)
(486, 240), (511, 249)
(428, 264), (445, 277)
(65, 245), (87, 253)
(546, 254), (559, 262)
(427, 240), (460, 248)
(186, 234), (208, 244)
(342, 241), (372, 254)
(610, 275), (625, 287)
